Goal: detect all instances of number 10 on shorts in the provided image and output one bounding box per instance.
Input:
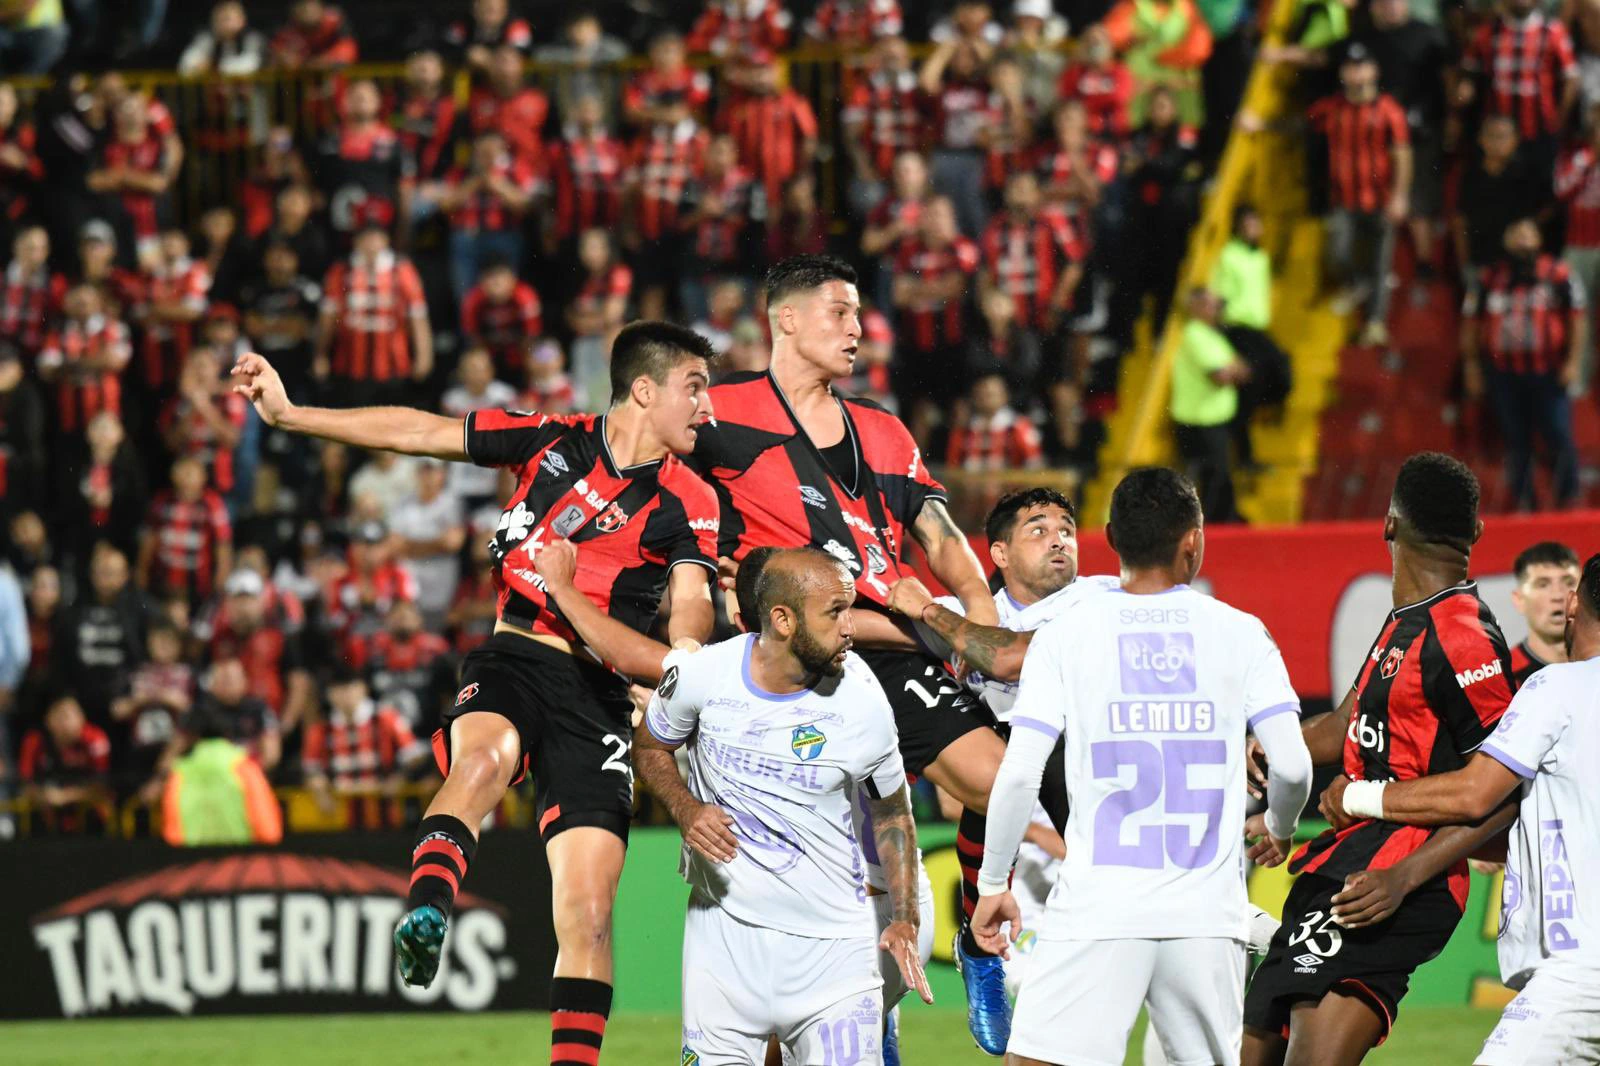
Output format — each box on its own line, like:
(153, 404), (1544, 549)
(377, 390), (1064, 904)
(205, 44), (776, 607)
(1091, 739), (1228, 869)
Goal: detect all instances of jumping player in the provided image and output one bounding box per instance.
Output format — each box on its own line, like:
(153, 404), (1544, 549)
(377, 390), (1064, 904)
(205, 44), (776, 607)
(1507, 541), (1580, 686)
(637, 548), (933, 1065)
(1241, 452), (1516, 1066)
(686, 254), (1017, 1052)
(1319, 553), (1600, 1066)
(230, 321), (720, 1066)
(971, 467), (1314, 1065)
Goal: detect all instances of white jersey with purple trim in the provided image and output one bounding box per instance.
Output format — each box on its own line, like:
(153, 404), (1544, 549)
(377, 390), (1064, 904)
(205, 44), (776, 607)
(1477, 656), (1600, 989)
(913, 574), (1122, 722)
(1006, 586), (1300, 941)
(645, 634), (907, 939)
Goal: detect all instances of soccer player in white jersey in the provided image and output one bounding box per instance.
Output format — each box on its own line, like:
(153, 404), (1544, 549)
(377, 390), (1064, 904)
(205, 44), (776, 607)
(1320, 552), (1600, 1066)
(971, 467), (1315, 1066)
(635, 548), (933, 1066)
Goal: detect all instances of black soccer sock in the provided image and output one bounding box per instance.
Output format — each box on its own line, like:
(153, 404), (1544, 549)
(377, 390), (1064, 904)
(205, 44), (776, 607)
(550, 977), (612, 1066)
(956, 806), (996, 957)
(406, 814), (478, 918)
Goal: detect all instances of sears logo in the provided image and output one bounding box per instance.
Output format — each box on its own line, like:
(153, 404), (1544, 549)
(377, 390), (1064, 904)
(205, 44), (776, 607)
(1118, 632), (1196, 695)
(540, 451), (569, 477)
(799, 485), (828, 509)
(1455, 659), (1503, 689)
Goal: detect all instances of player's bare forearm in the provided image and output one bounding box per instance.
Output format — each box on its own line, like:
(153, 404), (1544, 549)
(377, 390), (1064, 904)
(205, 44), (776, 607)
(919, 604), (1030, 681)
(868, 785), (921, 925)
(1302, 689), (1355, 764)
(912, 498), (997, 625)
(633, 732), (699, 827)
(1382, 798), (1518, 896)
(546, 579), (672, 681)
(276, 404), (468, 461)
(849, 607), (920, 651)
(665, 566), (715, 647)
(1373, 753), (1522, 825)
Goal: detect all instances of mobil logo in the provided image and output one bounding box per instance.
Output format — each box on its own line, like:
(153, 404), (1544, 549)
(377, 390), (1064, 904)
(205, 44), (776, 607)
(1118, 632), (1197, 695)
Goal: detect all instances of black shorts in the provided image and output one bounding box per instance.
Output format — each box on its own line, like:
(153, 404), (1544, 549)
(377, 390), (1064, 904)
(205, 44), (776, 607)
(436, 633), (634, 843)
(856, 647), (993, 777)
(1243, 871), (1464, 1043)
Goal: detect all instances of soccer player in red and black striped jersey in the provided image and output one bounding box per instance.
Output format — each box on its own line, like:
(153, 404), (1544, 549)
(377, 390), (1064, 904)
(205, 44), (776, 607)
(1507, 541), (1580, 687)
(685, 255), (1021, 1052)
(1242, 453), (1516, 1066)
(232, 320), (720, 1066)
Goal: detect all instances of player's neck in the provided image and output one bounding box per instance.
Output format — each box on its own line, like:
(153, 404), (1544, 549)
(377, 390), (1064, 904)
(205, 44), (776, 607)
(1119, 566), (1184, 594)
(749, 636), (813, 694)
(603, 406), (668, 467)
(1525, 629), (1568, 665)
(1570, 625), (1600, 663)
(769, 346), (834, 407)
(1391, 550), (1469, 609)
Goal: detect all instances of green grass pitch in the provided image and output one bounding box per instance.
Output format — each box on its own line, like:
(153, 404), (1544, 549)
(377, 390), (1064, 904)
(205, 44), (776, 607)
(3, 1006), (1501, 1065)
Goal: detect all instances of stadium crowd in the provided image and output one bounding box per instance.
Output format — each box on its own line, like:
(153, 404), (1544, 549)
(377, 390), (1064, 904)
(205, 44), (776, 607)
(0, 0), (1594, 835)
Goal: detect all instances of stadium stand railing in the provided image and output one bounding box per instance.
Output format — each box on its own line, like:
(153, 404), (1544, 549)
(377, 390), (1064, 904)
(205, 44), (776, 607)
(1081, 0), (1350, 527)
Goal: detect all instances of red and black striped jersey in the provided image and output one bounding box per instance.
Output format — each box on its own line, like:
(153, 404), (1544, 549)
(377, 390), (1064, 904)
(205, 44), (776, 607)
(842, 69), (926, 178)
(684, 165), (760, 265)
(979, 209), (1086, 329)
(1058, 61), (1135, 140)
(322, 251), (427, 382)
(625, 67), (713, 121)
(1555, 145), (1600, 249)
(687, 0), (792, 56)
(0, 262), (64, 355)
(894, 236), (980, 352)
(806, 0), (903, 45)
(688, 372), (945, 608)
(465, 86), (550, 166)
(443, 15), (533, 57)
(1292, 584), (1514, 908)
(1463, 13), (1577, 141)
(466, 410), (719, 650)
(442, 156), (540, 234)
(144, 489), (233, 603)
(550, 131), (627, 239)
(160, 389), (249, 493)
(397, 92), (460, 182)
(462, 281), (542, 376)
(1462, 255), (1583, 375)
(946, 408), (1044, 470)
(1034, 140), (1120, 204)
(930, 78), (1000, 151)
(1509, 638), (1551, 688)
(101, 134), (169, 243)
(1307, 92), (1410, 214)
(627, 122), (708, 241)
(721, 89), (817, 199)
(38, 315), (132, 435)
(139, 255), (211, 392)
(302, 701), (423, 789)
(270, 7), (357, 66)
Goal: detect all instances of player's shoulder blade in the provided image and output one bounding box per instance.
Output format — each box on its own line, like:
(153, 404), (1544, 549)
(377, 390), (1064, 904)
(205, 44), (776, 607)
(1428, 583), (1510, 653)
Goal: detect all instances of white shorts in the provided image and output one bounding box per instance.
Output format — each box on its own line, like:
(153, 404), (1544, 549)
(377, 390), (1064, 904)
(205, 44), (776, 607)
(1477, 965), (1600, 1065)
(871, 880), (935, 1009)
(1009, 937), (1248, 1066)
(682, 896), (884, 1066)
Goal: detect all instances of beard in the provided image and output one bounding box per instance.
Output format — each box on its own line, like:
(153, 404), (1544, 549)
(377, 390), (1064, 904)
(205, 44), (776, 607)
(1020, 555), (1076, 600)
(792, 619), (848, 677)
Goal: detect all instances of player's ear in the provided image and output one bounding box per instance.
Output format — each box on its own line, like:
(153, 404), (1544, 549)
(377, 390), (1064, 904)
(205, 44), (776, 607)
(630, 374), (655, 408)
(988, 538), (1007, 571)
(1470, 519), (1484, 546)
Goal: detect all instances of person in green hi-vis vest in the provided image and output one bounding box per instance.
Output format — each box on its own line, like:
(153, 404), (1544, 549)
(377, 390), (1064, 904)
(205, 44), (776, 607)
(161, 708), (282, 846)
(1170, 287), (1248, 523)
(1103, 0), (1214, 125)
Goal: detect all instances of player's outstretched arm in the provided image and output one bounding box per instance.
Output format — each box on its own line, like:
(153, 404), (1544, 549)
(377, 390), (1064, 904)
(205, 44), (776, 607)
(910, 499), (999, 627)
(1324, 751), (1523, 828)
(534, 540), (685, 682)
(664, 563), (715, 647)
(633, 685), (738, 865)
(230, 352), (467, 460)
(1329, 798), (1519, 930)
(889, 576), (1031, 682)
(868, 784), (934, 1005)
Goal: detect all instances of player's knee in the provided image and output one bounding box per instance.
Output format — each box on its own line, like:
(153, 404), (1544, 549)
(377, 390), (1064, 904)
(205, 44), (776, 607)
(554, 895), (614, 953)
(447, 741), (515, 800)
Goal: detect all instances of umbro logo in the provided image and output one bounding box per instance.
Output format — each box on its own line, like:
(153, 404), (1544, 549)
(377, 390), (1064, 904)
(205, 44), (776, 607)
(1292, 953), (1323, 973)
(541, 451), (569, 476)
(799, 485), (828, 509)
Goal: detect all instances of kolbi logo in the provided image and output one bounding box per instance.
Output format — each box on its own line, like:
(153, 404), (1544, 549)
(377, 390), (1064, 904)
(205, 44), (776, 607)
(30, 855), (513, 1018)
(1117, 632), (1196, 695)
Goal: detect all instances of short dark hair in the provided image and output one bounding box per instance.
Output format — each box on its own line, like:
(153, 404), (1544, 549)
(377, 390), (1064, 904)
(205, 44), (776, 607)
(1514, 541), (1580, 582)
(985, 488), (1076, 544)
(1392, 452), (1479, 546)
(1232, 202), (1259, 231)
(1107, 467), (1202, 568)
(763, 255), (858, 312)
(735, 546), (781, 631)
(751, 548), (848, 633)
(1581, 553), (1600, 620)
(608, 320), (716, 406)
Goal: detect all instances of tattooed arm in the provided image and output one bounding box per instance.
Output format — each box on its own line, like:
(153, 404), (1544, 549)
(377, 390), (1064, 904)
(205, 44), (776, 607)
(887, 575), (1030, 682)
(911, 498), (999, 626)
(867, 784), (934, 1004)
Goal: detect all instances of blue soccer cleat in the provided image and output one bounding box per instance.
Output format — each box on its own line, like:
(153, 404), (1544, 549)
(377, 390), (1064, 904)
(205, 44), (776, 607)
(394, 905), (448, 987)
(882, 1005), (902, 1066)
(953, 930), (1012, 1056)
